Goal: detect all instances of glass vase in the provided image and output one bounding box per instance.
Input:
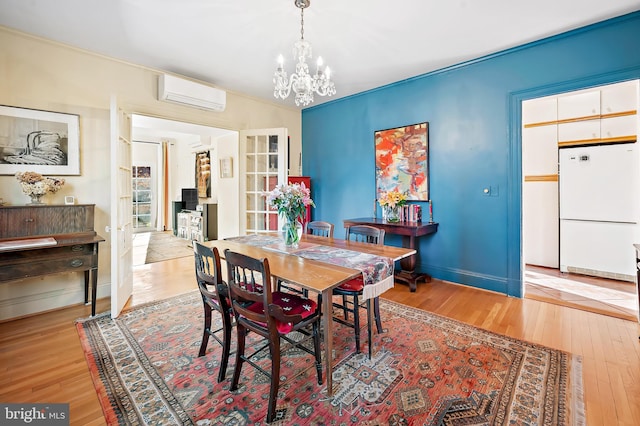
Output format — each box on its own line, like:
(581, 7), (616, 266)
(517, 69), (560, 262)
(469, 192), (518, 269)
(28, 194), (44, 205)
(282, 220), (303, 248)
(383, 205), (400, 223)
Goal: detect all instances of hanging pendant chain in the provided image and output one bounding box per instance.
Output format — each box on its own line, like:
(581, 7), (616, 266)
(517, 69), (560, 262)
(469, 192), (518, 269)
(300, 7), (305, 40)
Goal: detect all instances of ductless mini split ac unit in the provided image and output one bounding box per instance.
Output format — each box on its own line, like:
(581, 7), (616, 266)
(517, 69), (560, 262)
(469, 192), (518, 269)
(158, 74), (226, 112)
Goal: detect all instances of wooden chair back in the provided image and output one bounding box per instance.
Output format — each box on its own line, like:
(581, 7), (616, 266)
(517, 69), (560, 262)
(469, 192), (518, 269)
(345, 225), (385, 245)
(224, 249), (272, 327)
(306, 220), (334, 238)
(193, 242), (227, 301)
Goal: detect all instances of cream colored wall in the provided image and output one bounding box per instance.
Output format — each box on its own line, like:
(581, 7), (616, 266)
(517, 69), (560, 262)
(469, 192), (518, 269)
(216, 133), (240, 239)
(0, 26), (301, 320)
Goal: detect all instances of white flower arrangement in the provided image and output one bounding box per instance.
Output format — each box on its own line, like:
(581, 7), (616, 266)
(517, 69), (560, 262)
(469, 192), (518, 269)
(15, 171), (65, 200)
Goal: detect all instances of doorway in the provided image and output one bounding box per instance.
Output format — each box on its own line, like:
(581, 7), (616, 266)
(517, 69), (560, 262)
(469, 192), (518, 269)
(520, 82), (639, 321)
(130, 115), (238, 266)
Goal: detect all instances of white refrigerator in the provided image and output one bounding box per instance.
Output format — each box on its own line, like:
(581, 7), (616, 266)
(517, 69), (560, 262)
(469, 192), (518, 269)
(559, 143), (640, 280)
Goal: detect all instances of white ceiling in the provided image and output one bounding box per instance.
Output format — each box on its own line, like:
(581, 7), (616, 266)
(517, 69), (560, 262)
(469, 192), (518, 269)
(1, 0), (639, 109)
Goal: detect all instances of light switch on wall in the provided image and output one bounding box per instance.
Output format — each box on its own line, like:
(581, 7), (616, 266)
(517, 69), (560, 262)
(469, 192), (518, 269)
(483, 185), (499, 197)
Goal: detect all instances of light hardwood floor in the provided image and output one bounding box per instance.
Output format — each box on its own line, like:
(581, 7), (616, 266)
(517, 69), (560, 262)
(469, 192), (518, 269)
(1, 256), (638, 425)
(525, 265), (639, 322)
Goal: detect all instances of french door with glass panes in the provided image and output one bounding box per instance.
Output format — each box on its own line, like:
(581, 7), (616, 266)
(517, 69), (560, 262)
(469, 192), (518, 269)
(239, 128), (288, 234)
(132, 165), (153, 230)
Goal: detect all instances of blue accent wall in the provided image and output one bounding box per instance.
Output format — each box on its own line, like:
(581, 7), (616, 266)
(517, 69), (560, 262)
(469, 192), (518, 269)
(301, 11), (640, 297)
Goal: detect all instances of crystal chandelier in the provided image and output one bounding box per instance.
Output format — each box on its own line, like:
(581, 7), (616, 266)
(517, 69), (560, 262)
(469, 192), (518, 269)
(273, 0), (336, 106)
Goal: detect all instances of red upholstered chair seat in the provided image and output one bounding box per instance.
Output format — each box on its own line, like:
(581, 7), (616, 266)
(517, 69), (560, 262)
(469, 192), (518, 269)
(244, 291), (318, 334)
(337, 276), (364, 292)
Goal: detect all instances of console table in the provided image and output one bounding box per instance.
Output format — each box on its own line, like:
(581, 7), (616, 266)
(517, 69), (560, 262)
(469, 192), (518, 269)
(343, 217), (438, 291)
(0, 204), (105, 316)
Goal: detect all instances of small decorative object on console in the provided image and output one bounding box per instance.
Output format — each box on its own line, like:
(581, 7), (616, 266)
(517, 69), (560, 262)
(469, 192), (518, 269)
(378, 189), (407, 223)
(15, 171), (65, 204)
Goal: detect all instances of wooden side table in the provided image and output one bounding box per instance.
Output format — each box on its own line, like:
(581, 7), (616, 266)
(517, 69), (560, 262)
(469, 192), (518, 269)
(343, 217), (438, 291)
(0, 204), (104, 316)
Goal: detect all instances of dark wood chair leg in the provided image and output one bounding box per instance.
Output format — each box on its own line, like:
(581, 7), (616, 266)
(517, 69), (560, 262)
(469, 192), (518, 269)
(217, 308), (233, 383)
(353, 294), (361, 353)
(373, 297), (383, 333)
(267, 338), (281, 423)
(230, 324), (247, 392)
(367, 299), (373, 359)
(198, 302), (212, 357)
(312, 321), (322, 384)
(342, 295), (349, 320)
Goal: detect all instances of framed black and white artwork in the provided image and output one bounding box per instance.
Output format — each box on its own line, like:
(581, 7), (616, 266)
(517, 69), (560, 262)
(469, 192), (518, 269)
(0, 105), (80, 175)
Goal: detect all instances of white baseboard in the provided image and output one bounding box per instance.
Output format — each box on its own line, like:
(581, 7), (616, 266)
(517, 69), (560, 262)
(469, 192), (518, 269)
(0, 278), (111, 321)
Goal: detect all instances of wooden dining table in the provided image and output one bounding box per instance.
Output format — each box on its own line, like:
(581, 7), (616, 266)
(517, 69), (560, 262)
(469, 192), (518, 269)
(204, 233), (415, 395)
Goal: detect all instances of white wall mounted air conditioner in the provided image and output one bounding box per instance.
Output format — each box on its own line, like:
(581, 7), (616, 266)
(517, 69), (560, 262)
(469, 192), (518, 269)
(158, 74), (226, 112)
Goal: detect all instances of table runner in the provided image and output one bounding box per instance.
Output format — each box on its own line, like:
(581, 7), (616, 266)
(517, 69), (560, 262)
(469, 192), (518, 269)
(226, 235), (395, 299)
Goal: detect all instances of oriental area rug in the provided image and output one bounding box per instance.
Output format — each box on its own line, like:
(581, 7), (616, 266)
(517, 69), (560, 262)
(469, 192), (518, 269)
(76, 291), (584, 425)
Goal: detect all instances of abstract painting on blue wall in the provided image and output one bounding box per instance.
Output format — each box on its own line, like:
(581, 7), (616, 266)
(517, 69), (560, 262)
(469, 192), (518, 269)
(375, 122), (429, 201)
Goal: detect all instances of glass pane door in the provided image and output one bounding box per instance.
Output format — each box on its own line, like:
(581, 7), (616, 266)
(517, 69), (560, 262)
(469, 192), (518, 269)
(132, 165), (152, 229)
(239, 128), (287, 234)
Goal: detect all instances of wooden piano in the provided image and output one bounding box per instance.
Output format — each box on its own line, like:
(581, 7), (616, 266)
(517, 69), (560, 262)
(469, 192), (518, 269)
(0, 204), (105, 316)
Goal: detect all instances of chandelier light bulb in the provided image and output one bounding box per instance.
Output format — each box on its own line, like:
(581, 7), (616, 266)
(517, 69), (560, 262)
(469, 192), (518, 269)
(273, 0), (336, 106)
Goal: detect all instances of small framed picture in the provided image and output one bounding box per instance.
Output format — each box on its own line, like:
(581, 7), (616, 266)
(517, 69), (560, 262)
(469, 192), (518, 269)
(220, 157), (233, 178)
(64, 196), (75, 205)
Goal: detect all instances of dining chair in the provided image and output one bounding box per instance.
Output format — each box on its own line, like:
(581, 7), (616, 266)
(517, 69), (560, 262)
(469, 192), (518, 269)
(193, 242), (233, 383)
(224, 249), (323, 424)
(306, 220), (335, 238)
(333, 225), (386, 358)
(343, 224), (384, 244)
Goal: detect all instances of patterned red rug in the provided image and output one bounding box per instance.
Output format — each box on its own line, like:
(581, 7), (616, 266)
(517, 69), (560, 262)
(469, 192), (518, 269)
(76, 291), (584, 425)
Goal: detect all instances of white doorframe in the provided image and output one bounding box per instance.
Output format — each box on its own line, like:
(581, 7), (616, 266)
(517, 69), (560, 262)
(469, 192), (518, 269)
(110, 96), (133, 318)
